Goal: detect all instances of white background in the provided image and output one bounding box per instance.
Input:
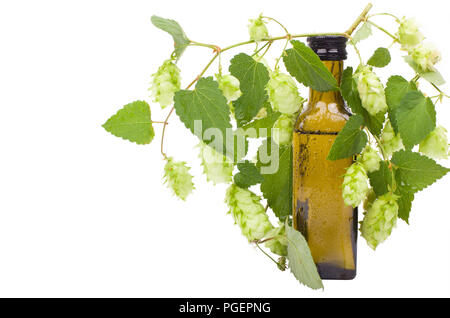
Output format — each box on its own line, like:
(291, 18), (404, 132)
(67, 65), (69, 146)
(1, 0), (449, 298)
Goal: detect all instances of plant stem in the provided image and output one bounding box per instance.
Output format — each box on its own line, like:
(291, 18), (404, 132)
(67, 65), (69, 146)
(367, 12), (401, 22)
(254, 241), (280, 267)
(366, 20), (398, 42)
(262, 16), (290, 34)
(430, 82), (450, 99)
(345, 3), (373, 36)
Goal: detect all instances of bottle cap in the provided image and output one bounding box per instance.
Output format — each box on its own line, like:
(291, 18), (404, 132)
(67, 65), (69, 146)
(307, 36), (348, 60)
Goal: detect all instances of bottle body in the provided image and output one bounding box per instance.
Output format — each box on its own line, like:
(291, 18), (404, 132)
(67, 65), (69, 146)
(293, 59), (357, 280)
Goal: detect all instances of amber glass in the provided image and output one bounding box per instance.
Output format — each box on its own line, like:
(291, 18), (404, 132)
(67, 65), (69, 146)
(292, 60), (357, 280)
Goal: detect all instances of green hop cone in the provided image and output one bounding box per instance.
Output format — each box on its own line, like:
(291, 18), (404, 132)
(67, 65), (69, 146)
(419, 125), (449, 160)
(248, 16), (269, 42)
(150, 60), (181, 109)
(360, 192), (399, 250)
(354, 65), (388, 116)
(264, 223), (288, 256)
(272, 114), (294, 145)
(358, 146), (381, 173)
(396, 17), (424, 49)
(217, 74), (242, 103)
(163, 157), (194, 201)
(342, 163), (369, 208)
(198, 141), (234, 185)
(408, 43), (441, 72)
(380, 121), (404, 157)
(267, 70), (304, 115)
(225, 184), (273, 241)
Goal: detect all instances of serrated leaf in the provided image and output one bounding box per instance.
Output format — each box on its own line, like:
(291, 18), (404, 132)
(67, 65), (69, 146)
(385, 75), (417, 132)
(102, 100), (155, 145)
(404, 56), (445, 86)
(368, 161), (394, 196)
(234, 160), (264, 189)
(352, 22), (372, 43)
(327, 114), (368, 161)
(258, 139), (292, 220)
(392, 150), (449, 193)
(151, 15), (190, 59)
(285, 223), (323, 290)
(229, 53), (270, 126)
(283, 40), (338, 92)
(341, 67), (384, 136)
(240, 112), (281, 138)
(395, 185), (414, 223)
(367, 47), (391, 68)
(174, 77), (232, 155)
(395, 91), (436, 148)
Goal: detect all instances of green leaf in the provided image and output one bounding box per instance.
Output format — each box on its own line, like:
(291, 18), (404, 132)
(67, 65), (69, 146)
(229, 53), (270, 126)
(258, 139), (292, 220)
(174, 77), (232, 155)
(392, 150), (449, 193)
(340, 67), (384, 136)
(102, 100), (155, 145)
(367, 47), (391, 68)
(385, 75), (417, 131)
(239, 112), (281, 138)
(234, 161), (264, 189)
(327, 114), (368, 161)
(368, 161), (394, 196)
(151, 15), (190, 59)
(352, 22), (372, 43)
(283, 40), (338, 92)
(395, 91), (436, 148)
(395, 185), (414, 223)
(285, 223), (323, 290)
(404, 56), (445, 86)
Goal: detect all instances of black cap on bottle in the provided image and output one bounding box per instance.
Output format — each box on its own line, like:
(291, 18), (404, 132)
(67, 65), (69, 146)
(307, 36), (348, 61)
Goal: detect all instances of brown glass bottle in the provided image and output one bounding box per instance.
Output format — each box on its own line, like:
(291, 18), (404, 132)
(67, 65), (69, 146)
(292, 36), (357, 280)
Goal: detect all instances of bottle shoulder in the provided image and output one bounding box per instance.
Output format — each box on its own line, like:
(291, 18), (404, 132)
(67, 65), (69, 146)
(295, 100), (351, 133)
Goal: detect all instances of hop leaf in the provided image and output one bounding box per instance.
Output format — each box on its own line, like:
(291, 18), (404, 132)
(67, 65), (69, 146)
(380, 121), (404, 157)
(358, 146), (381, 173)
(264, 223), (288, 256)
(407, 43), (441, 73)
(342, 163), (369, 207)
(198, 141), (233, 185)
(225, 184), (273, 241)
(396, 17), (424, 49)
(150, 60), (181, 108)
(248, 15), (269, 42)
(360, 192), (399, 250)
(163, 157), (194, 200)
(272, 114), (294, 145)
(267, 70), (304, 115)
(354, 65), (388, 116)
(217, 74), (242, 103)
(419, 126), (449, 160)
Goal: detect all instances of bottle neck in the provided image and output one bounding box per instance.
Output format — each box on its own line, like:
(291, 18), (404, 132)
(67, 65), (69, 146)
(308, 60), (344, 106)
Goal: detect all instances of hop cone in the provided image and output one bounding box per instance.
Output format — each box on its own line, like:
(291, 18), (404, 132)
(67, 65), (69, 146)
(149, 60), (181, 108)
(361, 192), (399, 250)
(358, 146), (381, 173)
(163, 157), (194, 201)
(419, 125), (449, 160)
(248, 16), (269, 42)
(217, 74), (242, 103)
(380, 121), (404, 157)
(225, 184), (273, 241)
(396, 17), (424, 49)
(354, 65), (388, 116)
(342, 163), (369, 208)
(264, 223), (288, 256)
(267, 70), (304, 115)
(272, 114), (294, 145)
(408, 43), (441, 72)
(198, 141), (233, 185)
